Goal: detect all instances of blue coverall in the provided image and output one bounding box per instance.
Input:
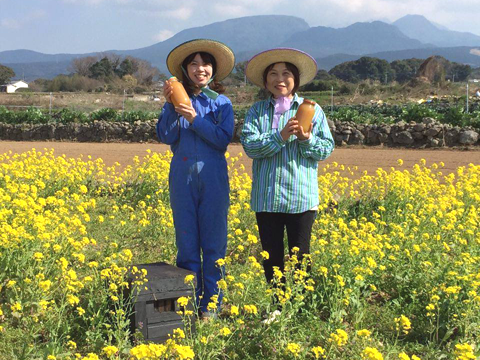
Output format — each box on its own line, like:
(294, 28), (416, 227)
(156, 91), (234, 312)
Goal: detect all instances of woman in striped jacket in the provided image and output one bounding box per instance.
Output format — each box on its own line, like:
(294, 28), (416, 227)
(240, 48), (335, 307)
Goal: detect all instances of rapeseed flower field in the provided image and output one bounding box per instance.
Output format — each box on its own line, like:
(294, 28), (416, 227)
(0, 149), (478, 359)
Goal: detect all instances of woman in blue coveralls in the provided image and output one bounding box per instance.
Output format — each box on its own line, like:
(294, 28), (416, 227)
(241, 49), (334, 319)
(156, 39), (235, 318)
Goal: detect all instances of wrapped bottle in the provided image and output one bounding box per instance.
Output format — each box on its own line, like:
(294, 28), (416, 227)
(295, 99), (316, 131)
(168, 77), (191, 107)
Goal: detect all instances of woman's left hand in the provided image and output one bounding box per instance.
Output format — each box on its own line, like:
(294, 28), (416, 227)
(296, 123), (313, 141)
(175, 103), (197, 123)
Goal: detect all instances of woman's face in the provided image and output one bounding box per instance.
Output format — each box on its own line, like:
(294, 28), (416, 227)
(265, 62), (295, 98)
(187, 53), (213, 87)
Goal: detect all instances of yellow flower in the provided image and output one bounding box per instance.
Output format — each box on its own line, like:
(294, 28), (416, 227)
(216, 258), (226, 267)
(311, 346), (325, 359)
(243, 304), (258, 315)
(33, 252), (44, 261)
(220, 327), (231, 336)
(395, 315), (411, 334)
(173, 328), (185, 339)
(184, 275), (195, 284)
(230, 305), (239, 316)
(173, 344), (195, 360)
(67, 294), (80, 306)
(286, 343), (301, 357)
(102, 345), (118, 357)
(357, 329), (372, 337)
(217, 279), (227, 290)
(454, 343), (476, 360)
(361, 347), (384, 360)
(76, 307), (86, 316)
(177, 296), (189, 307)
(329, 329), (348, 347)
(11, 302), (22, 312)
(260, 251), (269, 260)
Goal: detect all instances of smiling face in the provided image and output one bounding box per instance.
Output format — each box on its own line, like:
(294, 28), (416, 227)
(264, 62), (296, 99)
(186, 53), (213, 88)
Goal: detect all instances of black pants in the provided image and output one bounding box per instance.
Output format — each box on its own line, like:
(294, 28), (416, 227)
(255, 211), (316, 284)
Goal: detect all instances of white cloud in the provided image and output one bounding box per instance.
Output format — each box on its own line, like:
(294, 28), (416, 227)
(154, 30), (175, 42)
(212, 4), (248, 18)
(211, 0), (286, 18)
(1, 10), (46, 30)
(164, 7), (193, 20)
(1, 18), (20, 29)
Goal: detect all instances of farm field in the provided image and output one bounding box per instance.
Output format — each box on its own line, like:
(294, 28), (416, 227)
(0, 141), (479, 359)
(0, 141), (479, 176)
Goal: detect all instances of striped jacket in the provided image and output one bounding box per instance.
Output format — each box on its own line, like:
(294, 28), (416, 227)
(240, 94), (334, 213)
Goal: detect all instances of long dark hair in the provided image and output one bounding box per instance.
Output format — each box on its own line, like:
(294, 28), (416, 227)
(181, 52), (226, 96)
(262, 62), (300, 96)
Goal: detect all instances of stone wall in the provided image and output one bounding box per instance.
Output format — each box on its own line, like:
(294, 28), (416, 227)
(0, 118), (479, 147)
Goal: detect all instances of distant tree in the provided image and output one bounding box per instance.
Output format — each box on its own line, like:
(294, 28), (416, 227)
(69, 54), (162, 89)
(122, 74), (138, 92)
(132, 58), (160, 86)
(329, 57), (394, 83)
(0, 64), (15, 84)
(390, 59), (424, 83)
(447, 62), (472, 82)
(89, 57), (115, 79)
(29, 78), (49, 92)
(70, 56), (97, 77)
(116, 57), (138, 78)
(46, 74), (102, 92)
(314, 70), (334, 81)
(229, 61), (248, 84)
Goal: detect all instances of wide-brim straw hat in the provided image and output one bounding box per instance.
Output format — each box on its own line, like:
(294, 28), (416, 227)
(246, 48), (317, 88)
(166, 39), (235, 82)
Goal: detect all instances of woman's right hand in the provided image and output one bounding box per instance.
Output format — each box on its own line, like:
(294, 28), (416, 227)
(163, 81), (173, 103)
(280, 118), (298, 141)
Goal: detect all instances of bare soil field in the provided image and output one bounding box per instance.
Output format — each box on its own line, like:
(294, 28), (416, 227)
(1, 141), (479, 177)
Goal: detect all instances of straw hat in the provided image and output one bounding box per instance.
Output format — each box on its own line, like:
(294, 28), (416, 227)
(166, 39), (235, 81)
(246, 48), (317, 88)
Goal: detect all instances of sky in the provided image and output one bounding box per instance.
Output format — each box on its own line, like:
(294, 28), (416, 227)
(1, 0), (480, 54)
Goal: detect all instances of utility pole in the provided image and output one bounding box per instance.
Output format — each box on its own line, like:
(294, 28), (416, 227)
(466, 81), (469, 113)
(331, 86), (334, 115)
(122, 89), (126, 118)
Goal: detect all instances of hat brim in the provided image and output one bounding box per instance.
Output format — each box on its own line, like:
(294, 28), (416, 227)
(246, 48), (317, 88)
(167, 39), (235, 82)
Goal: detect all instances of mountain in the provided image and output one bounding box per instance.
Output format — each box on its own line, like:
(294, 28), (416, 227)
(393, 15), (480, 47)
(115, 15), (310, 71)
(1, 15), (310, 79)
(1, 14), (480, 81)
(317, 46), (480, 70)
(6, 61), (72, 82)
(0, 49), (98, 65)
(282, 21), (430, 58)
